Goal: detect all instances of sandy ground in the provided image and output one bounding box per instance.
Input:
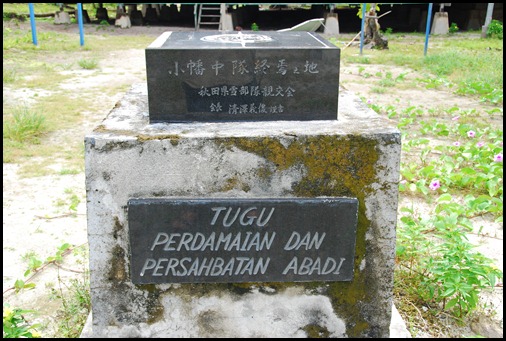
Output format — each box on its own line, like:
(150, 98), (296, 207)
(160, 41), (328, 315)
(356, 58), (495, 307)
(3, 21), (503, 338)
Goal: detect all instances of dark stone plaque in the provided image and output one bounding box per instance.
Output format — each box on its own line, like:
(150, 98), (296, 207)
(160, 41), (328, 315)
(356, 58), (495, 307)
(128, 197), (358, 284)
(145, 31), (340, 123)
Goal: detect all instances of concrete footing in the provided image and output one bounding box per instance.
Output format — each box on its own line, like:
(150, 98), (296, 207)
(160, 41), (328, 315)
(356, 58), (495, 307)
(431, 12), (449, 35)
(54, 11), (71, 25)
(115, 14), (131, 29)
(324, 13), (340, 35)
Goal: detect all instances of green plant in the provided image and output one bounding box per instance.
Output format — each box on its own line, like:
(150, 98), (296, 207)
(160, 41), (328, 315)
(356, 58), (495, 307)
(396, 196), (503, 317)
(449, 22), (459, 34)
(6, 243), (75, 295)
(78, 58), (98, 70)
(3, 107), (47, 143)
(3, 304), (41, 338)
(55, 189), (81, 213)
(59, 168), (81, 175)
(356, 3), (380, 19)
(486, 20), (503, 39)
(52, 246), (90, 338)
(55, 275), (91, 338)
(251, 22), (259, 31)
(367, 89), (503, 325)
(3, 68), (17, 83)
(46, 243), (72, 264)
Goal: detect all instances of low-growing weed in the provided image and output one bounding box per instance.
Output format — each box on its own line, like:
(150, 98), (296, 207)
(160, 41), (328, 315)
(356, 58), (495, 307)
(3, 304), (42, 338)
(3, 107), (47, 144)
(78, 58), (98, 70)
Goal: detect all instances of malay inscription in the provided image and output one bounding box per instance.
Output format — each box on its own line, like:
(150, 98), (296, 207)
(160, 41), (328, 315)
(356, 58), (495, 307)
(145, 31), (340, 122)
(128, 198), (358, 284)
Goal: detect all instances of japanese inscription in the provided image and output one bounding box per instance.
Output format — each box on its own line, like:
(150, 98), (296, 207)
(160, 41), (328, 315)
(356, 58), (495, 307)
(145, 31), (340, 122)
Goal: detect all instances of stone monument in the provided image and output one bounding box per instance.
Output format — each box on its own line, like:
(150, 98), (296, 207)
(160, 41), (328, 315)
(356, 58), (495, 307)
(84, 31), (401, 338)
(145, 31), (340, 122)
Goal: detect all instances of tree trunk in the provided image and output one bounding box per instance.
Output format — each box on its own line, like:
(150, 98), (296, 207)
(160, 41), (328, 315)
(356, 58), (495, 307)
(364, 5), (388, 50)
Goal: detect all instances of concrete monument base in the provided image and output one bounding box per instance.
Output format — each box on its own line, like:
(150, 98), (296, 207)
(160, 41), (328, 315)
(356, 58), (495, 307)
(431, 12), (449, 35)
(80, 302), (411, 338)
(83, 83), (401, 338)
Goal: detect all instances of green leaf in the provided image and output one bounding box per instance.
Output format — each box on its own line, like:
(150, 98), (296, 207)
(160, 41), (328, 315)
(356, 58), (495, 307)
(23, 283), (36, 290)
(59, 243), (71, 251)
(437, 193), (453, 203)
(445, 297), (459, 310)
(442, 287), (456, 297)
(420, 165), (435, 177)
(14, 279), (25, 290)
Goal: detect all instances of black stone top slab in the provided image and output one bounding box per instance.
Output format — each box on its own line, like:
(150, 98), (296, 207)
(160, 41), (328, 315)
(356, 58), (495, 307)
(152, 31), (337, 49)
(145, 31), (340, 123)
(128, 197), (358, 284)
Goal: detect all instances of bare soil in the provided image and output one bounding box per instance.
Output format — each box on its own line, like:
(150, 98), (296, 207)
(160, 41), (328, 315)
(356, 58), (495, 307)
(3, 21), (503, 338)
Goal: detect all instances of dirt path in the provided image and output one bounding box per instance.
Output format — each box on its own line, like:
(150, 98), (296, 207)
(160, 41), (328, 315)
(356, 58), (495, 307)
(3, 22), (503, 338)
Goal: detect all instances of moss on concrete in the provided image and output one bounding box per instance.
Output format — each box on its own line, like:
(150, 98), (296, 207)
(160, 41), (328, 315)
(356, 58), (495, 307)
(303, 323), (331, 338)
(219, 175), (252, 193)
(108, 244), (127, 282)
(212, 134), (382, 337)
(118, 132), (392, 336)
(218, 135), (378, 198)
(137, 134), (181, 145)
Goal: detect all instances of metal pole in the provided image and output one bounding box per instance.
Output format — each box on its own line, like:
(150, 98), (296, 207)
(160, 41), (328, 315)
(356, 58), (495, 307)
(78, 3), (85, 46)
(424, 3), (433, 56)
(360, 3), (366, 55)
(28, 3), (38, 46)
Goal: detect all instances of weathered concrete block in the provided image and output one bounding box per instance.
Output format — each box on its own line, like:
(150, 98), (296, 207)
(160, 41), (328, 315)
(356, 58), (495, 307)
(431, 12), (449, 35)
(54, 11), (71, 25)
(324, 13), (340, 35)
(114, 14), (131, 29)
(84, 83), (401, 338)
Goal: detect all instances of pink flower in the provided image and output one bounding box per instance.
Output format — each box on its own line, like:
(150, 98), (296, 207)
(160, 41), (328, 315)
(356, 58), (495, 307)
(476, 141), (485, 148)
(367, 99), (373, 104)
(467, 130), (476, 138)
(452, 116), (460, 121)
(494, 153), (503, 162)
(453, 141), (460, 147)
(429, 180), (441, 191)
(400, 180), (407, 184)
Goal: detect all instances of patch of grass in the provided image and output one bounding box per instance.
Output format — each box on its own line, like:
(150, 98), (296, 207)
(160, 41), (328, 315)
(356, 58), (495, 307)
(59, 169), (81, 175)
(340, 33), (503, 104)
(377, 77), (396, 87)
(370, 86), (388, 94)
(2, 3), (61, 15)
(78, 58), (98, 70)
(15, 146), (84, 177)
(3, 90), (94, 168)
(3, 106), (47, 143)
(3, 68), (17, 83)
(52, 245), (90, 338)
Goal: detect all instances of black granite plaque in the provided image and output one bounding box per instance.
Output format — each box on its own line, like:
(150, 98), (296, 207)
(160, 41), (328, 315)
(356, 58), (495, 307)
(128, 197), (358, 284)
(145, 31), (340, 123)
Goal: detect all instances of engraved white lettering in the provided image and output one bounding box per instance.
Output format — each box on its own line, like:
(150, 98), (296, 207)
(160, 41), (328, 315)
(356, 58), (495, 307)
(151, 233), (169, 251)
(282, 257), (346, 275)
(283, 232), (326, 250)
(140, 257), (271, 277)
